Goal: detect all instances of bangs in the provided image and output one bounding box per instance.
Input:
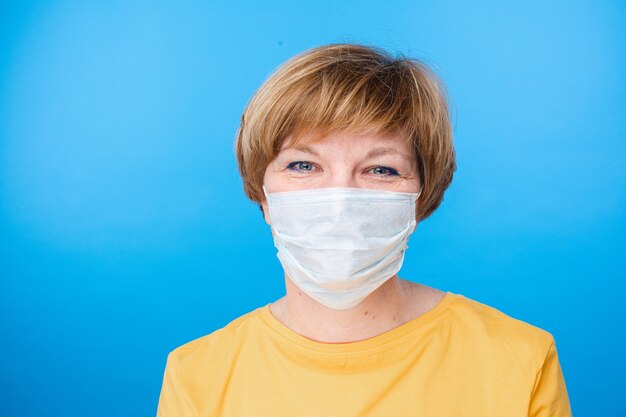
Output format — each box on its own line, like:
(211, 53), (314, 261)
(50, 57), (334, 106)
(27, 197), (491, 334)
(269, 58), (420, 150)
(287, 64), (414, 145)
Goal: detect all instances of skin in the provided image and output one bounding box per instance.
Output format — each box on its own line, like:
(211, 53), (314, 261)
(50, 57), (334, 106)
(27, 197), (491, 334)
(261, 130), (446, 343)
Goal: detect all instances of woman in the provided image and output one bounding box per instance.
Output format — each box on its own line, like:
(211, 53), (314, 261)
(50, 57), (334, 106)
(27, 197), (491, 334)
(156, 43), (572, 416)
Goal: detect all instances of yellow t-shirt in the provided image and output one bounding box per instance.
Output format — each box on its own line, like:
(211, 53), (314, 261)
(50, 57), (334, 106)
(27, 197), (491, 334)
(156, 292), (572, 417)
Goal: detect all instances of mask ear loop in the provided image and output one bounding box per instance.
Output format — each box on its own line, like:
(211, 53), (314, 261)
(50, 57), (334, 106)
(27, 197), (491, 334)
(261, 185), (272, 222)
(414, 185), (424, 224)
(416, 185), (424, 200)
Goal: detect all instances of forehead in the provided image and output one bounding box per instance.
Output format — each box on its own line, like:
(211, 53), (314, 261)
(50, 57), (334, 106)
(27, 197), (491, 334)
(281, 129), (414, 153)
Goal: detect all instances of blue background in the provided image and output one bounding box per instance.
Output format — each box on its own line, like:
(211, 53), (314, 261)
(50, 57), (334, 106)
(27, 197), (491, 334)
(1, 1), (624, 416)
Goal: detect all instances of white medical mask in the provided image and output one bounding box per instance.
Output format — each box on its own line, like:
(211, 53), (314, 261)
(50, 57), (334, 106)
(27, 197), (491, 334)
(263, 186), (420, 310)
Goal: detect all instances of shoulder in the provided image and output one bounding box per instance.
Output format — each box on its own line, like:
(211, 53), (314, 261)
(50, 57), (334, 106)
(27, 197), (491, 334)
(158, 307), (268, 414)
(448, 292), (554, 345)
(447, 292), (556, 384)
(167, 306), (266, 372)
(412, 283), (555, 352)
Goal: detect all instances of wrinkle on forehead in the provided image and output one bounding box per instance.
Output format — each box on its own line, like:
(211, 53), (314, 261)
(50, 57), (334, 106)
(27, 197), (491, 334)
(280, 127), (413, 151)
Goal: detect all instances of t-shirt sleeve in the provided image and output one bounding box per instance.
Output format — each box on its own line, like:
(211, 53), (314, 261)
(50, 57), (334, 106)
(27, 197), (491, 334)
(528, 339), (572, 417)
(156, 352), (195, 417)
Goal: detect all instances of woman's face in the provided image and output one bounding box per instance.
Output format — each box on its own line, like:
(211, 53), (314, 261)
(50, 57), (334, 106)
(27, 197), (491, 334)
(261, 131), (421, 224)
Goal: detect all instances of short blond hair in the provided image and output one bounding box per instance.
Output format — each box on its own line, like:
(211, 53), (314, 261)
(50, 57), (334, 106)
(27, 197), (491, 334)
(235, 43), (456, 221)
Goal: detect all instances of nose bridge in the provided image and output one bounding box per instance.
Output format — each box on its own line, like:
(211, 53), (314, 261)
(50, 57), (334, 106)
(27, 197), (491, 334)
(325, 162), (358, 188)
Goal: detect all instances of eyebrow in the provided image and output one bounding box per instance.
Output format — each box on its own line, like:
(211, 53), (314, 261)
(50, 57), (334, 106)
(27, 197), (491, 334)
(287, 145), (414, 164)
(364, 147), (414, 164)
(288, 145), (321, 157)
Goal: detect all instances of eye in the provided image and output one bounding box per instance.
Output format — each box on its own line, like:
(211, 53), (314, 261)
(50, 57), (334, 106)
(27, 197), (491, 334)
(286, 161), (316, 172)
(370, 166), (399, 176)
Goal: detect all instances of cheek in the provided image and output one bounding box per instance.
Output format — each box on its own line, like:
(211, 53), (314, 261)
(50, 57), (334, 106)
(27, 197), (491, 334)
(263, 163), (316, 193)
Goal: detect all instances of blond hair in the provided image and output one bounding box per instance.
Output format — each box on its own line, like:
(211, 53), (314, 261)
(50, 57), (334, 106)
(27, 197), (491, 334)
(235, 43), (456, 221)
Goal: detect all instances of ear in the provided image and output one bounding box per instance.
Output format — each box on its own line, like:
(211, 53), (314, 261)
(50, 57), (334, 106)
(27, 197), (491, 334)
(260, 199), (271, 225)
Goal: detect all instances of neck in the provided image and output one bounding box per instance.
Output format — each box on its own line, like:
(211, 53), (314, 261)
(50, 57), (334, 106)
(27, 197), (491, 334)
(269, 274), (414, 343)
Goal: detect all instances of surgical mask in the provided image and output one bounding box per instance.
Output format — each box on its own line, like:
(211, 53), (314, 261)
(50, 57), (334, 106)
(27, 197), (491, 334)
(263, 186), (420, 310)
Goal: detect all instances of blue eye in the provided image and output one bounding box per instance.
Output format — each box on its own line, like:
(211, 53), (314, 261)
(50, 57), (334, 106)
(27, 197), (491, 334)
(371, 166), (399, 176)
(287, 161), (315, 172)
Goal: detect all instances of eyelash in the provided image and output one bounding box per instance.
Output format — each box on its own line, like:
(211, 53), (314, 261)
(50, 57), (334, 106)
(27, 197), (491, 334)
(286, 161), (316, 172)
(286, 161), (400, 176)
